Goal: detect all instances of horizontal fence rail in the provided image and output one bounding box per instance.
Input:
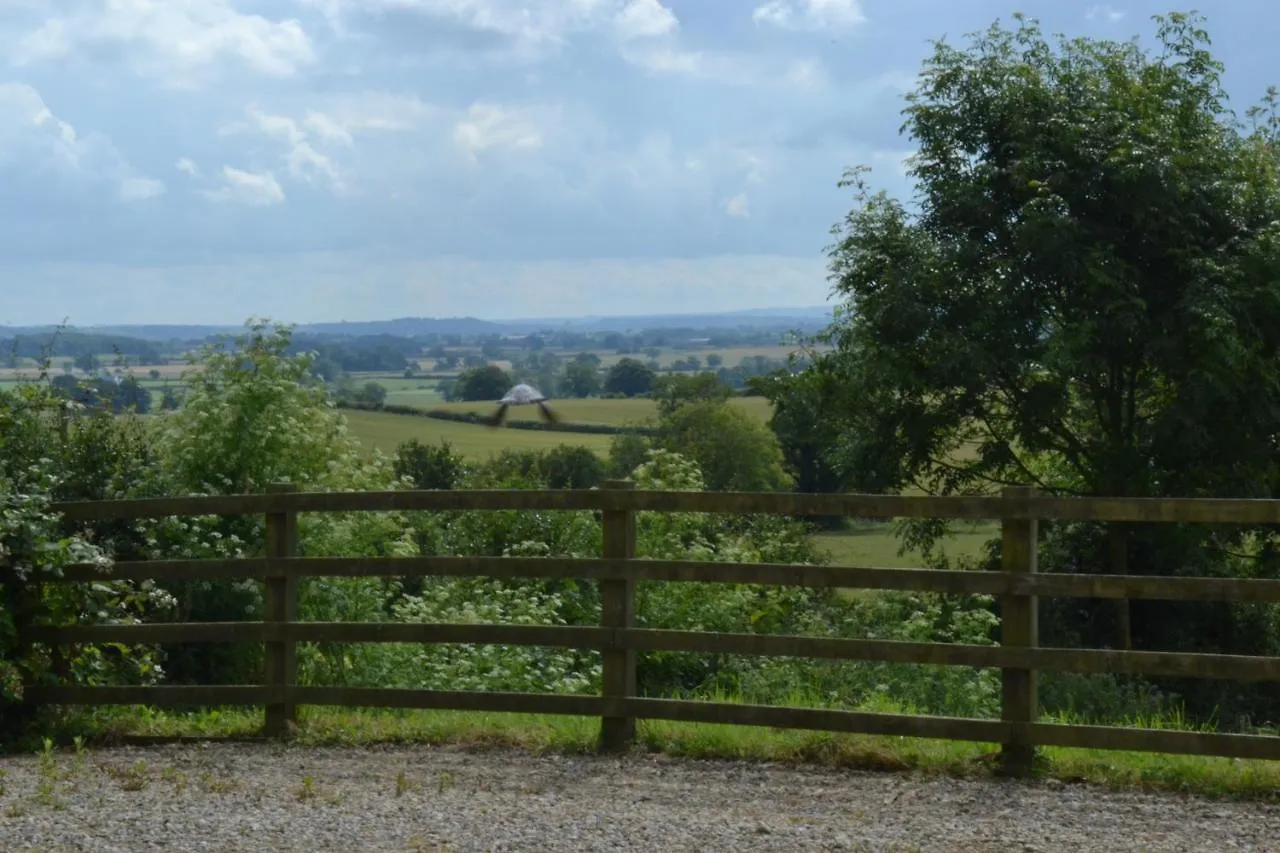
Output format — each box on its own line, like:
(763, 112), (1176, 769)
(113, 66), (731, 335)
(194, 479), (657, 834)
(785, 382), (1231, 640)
(23, 481), (1280, 774)
(48, 486), (1280, 524)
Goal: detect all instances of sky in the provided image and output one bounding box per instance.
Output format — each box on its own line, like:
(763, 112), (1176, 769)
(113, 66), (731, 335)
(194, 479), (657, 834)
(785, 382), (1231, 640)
(1, 0), (1277, 327)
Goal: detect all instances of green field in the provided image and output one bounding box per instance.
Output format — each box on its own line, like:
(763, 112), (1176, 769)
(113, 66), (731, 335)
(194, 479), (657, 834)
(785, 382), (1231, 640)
(343, 409), (614, 458)
(813, 521), (997, 568)
(593, 344), (816, 369)
(430, 395), (772, 426)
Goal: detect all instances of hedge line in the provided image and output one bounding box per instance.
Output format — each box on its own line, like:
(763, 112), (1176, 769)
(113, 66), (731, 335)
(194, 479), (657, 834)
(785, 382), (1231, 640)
(335, 400), (659, 436)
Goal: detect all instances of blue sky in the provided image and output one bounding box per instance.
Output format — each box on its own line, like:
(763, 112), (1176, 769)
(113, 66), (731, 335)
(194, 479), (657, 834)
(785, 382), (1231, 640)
(1, 1), (1275, 326)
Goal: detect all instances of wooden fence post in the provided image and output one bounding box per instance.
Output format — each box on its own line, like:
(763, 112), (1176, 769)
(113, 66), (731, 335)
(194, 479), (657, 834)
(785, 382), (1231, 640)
(999, 485), (1039, 776)
(264, 481), (299, 739)
(599, 478), (637, 753)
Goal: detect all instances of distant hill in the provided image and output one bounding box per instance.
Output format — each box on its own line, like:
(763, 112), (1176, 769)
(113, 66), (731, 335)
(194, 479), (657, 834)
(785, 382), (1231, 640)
(1, 307), (835, 343)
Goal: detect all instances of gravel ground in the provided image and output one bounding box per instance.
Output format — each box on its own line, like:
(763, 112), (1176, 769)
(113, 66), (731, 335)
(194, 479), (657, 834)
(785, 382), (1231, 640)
(0, 742), (1277, 852)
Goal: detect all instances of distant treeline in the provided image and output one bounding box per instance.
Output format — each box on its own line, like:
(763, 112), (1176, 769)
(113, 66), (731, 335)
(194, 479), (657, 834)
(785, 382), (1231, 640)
(1, 332), (166, 365)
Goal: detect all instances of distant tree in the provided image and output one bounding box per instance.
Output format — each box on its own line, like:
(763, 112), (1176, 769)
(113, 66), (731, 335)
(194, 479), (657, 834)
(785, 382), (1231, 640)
(607, 433), (652, 479)
(682, 356), (702, 371)
(335, 381), (388, 407)
(148, 369), (162, 381)
(560, 361), (602, 398)
(539, 445), (606, 489)
(73, 352), (98, 373)
(309, 354), (343, 383)
(651, 373), (732, 419)
(394, 439), (465, 490)
(573, 352), (602, 368)
(656, 401), (791, 492)
(112, 377), (152, 414)
(747, 366), (848, 496)
(160, 387), (181, 411)
(705, 353), (723, 368)
(453, 365), (512, 402)
(604, 358), (656, 397)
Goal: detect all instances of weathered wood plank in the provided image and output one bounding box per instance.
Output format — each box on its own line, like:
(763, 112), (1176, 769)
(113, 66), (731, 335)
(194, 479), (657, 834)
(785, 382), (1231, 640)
(999, 485), (1039, 776)
(57, 559), (272, 583)
(24, 623), (272, 644)
(622, 697), (1009, 743)
(264, 482), (299, 738)
(1016, 573), (1280, 603)
(1023, 722), (1280, 761)
(49, 487), (1280, 525)
(621, 698), (1280, 761)
(614, 630), (1280, 682)
(292, 687), (608, 717)
(288, 623), (610, 647)
(25, 685), (278, 706)
(56, 554), (1280, 605)
(27, 622), (1280, 682)
(24, 686), (1280, 761)
(600, 479), (638, 753)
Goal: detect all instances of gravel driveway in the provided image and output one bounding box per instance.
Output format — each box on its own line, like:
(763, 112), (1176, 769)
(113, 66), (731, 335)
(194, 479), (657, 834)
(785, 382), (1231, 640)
(0, 742), (1276, 852)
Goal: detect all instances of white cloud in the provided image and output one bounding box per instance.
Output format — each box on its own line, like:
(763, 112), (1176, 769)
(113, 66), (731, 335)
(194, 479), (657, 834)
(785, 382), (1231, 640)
(615, 0), (678, 40)
(308, 0), (682, 61)
(311, 92), (439, 134)
(453, 103), (543, 160)
(175, 157), (200, 176)
(1085, 5), (1126, 23)
(201, 166), (286, 206)
(752, 0), (865, 31)
(118, 176), (165, 201)
(0, 82), (163, 202)
(10, 0), (315, 87)
(722, 193), (750, 218)
(785, 58), (826, 89)
(310, 0), (617, 54)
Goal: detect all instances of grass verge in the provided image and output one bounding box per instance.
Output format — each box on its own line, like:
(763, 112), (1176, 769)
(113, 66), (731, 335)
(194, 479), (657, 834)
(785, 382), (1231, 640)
(20, 704), (1280, 802)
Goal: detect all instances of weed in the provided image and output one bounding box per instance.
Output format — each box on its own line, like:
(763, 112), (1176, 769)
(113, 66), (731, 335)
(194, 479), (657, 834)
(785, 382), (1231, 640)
(110, 760), (149, 792)
(296, 775), (317, 802)
(395, 770), (418, 797)
(161, 765), (188, 793)
(198, 772), (241, 794)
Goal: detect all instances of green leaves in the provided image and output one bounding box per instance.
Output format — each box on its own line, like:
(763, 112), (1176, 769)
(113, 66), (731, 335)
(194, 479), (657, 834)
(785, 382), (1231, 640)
(822, 12), (1280, 503)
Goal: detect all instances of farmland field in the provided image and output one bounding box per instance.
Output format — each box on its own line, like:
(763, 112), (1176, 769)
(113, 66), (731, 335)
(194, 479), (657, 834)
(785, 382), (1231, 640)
(429, 395), (772, 426)
(813, 521), (997, 568)
(342, 409), (614, 458)
(593, 344), (819, 369)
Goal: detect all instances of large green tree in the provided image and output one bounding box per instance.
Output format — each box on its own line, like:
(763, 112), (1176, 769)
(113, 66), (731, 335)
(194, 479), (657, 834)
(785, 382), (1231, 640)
(657, 401), (792, 493)
(453, 365), (512, 402)
(814, 12), (1280, 711)
(604, 358), (656, 397)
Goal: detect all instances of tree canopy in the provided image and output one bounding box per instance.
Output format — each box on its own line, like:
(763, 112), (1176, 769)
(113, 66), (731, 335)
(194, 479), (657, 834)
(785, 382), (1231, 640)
(819, 12), (1280, 505)
(453, 365), (513, 402)
(604, 358), (657, 397)
(789, 13), (1280, 699)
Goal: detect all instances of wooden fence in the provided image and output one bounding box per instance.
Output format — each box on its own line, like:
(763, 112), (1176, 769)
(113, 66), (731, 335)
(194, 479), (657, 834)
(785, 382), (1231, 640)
(27, 482), (1280, 775)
